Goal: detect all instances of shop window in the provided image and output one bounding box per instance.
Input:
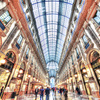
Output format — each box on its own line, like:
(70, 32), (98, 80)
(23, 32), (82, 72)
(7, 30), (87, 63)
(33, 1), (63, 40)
(0, 20), (5, 30)
(0, 51), (16, 71)
(76, 48), (80, 59)
(16, 35), (23, 49)
(82, 35), (89, 49)
(26, 48), (29, 59)
(0, 11), (12, 25)
(90, 51), (100, 87)
(94, 11), (100, 25)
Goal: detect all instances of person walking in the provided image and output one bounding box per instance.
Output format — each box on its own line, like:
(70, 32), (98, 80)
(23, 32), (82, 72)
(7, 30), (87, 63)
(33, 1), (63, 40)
(59, 88), (62, 96)
(45, 87), (50, 100)
(76, 86), (82, 100)
(64, 90), (68, 100)
(35, 87), (39, 100)
(76, 86), (81, 95)
(40, 87), (44, 100)
(0, 86), (4, 96)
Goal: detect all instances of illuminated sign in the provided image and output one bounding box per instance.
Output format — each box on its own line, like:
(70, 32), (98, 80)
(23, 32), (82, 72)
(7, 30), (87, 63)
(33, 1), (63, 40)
(91, 58), (100, 69)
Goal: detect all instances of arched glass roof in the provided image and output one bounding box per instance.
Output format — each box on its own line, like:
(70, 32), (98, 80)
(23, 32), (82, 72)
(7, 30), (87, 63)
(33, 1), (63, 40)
(47, 61), (58, 70)
(31, 0), (74, 64)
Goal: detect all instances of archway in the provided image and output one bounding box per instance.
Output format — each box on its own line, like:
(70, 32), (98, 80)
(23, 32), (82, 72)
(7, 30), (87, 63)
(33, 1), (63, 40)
(0, 51), (16, 98)
(89, 50), (100, 87)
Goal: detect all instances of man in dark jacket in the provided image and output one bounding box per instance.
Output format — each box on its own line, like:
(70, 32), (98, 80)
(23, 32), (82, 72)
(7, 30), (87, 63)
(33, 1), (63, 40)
(35, 87), (39, 100)
(40, 87), (44, 100)
(45, 87), (50, 100)
(64, 90), (68, 100)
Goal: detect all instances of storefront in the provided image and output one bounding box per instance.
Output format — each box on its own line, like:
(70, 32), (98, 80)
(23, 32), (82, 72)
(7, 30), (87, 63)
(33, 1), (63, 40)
(0, 51), (16, 98)
(73, 67), (78, 92)
(79, 62), (91, 95)
(89, 51), (100, 87)
(16, 62), (26, 95)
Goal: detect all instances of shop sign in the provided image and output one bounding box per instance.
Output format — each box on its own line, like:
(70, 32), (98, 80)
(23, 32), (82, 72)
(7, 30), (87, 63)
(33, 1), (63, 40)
(91, 58), (100, 69)
(0, 61), (14, 71)
(92, 62), (100, 69)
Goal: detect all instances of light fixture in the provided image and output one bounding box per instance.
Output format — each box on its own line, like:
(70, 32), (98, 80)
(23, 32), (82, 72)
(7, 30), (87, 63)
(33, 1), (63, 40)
(0, 59), (6, 64)
(18, 75), (21, 77)
(75, 74), (77, 77)
(82, 69), (86, 73)
(19, 70), (23, 73)
(85, 74), (88, 77)
(28, 75), (31, 78)
(6, 70), (9, 73)
(70, 77), (72, 80)
(96, 69), (100, 73)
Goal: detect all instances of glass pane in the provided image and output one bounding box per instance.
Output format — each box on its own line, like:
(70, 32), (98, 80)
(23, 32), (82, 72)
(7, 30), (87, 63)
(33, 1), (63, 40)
(17, 35), (23, 45)
(0, 11), (12, 25)
(82, 35), (88, 45)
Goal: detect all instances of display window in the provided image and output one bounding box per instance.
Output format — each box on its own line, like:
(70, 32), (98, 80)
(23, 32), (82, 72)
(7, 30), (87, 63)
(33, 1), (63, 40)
(15, 62), (25, 94)
(89, 51), (100, 87)
(79, 61), (91, 95)
(0, 67), (10, 97)
(0, 51), (16, 98)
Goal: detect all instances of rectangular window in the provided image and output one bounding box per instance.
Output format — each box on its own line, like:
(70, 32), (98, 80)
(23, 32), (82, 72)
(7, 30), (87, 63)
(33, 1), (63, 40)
(16, 35), (23, 49)
(17, 35), (23, 45)
(76, 48), (79, 59)
(0, 20), (5, 30)
(82, 35), (89, 49)
(0, 11), (12, 25)
(94, 11), (100, 25)
(26, 48), (29, 59)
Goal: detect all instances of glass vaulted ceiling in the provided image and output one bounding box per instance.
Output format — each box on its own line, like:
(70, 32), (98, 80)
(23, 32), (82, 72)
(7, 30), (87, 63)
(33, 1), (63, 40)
(31, 0), (74, 64)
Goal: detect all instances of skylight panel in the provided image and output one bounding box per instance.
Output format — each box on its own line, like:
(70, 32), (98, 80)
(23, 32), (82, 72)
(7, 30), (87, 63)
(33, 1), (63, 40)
(31, 0), (36, 4)
(30, 0), (74, 64)
(67, 0), (74, 4)
(40, 16), (45, 25)
(46, 2), (49, 12)
(55, 2), (59, 12)
(66, 4), (72, 17)
(49, 2), (52, 13)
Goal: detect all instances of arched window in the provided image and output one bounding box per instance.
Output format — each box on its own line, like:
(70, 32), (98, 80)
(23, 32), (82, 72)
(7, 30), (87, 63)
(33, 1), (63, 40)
(93, 11), (100, 25)
(6, 51), (16, 63)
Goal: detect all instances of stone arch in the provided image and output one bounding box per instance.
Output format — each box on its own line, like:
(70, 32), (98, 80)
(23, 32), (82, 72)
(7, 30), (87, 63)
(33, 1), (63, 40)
(4, 48), (19, 64)
(87, 48), (100, 65)
(87, 49), (100, 88)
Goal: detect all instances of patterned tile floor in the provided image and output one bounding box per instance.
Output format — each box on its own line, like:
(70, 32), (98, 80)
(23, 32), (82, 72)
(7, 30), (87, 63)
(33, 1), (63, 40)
(17, 91), (100, 100)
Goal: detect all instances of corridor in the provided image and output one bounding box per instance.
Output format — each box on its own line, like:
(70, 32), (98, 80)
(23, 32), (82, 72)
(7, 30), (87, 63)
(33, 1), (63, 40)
(0, 0), (100, 100)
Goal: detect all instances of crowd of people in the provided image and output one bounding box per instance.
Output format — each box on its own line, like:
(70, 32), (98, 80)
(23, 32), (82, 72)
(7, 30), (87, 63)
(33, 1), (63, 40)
(35, 87), (68, 100)
(0, 85), (82, 100)
(35, 87), (50, 100)
(34, 86), (82, 100)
